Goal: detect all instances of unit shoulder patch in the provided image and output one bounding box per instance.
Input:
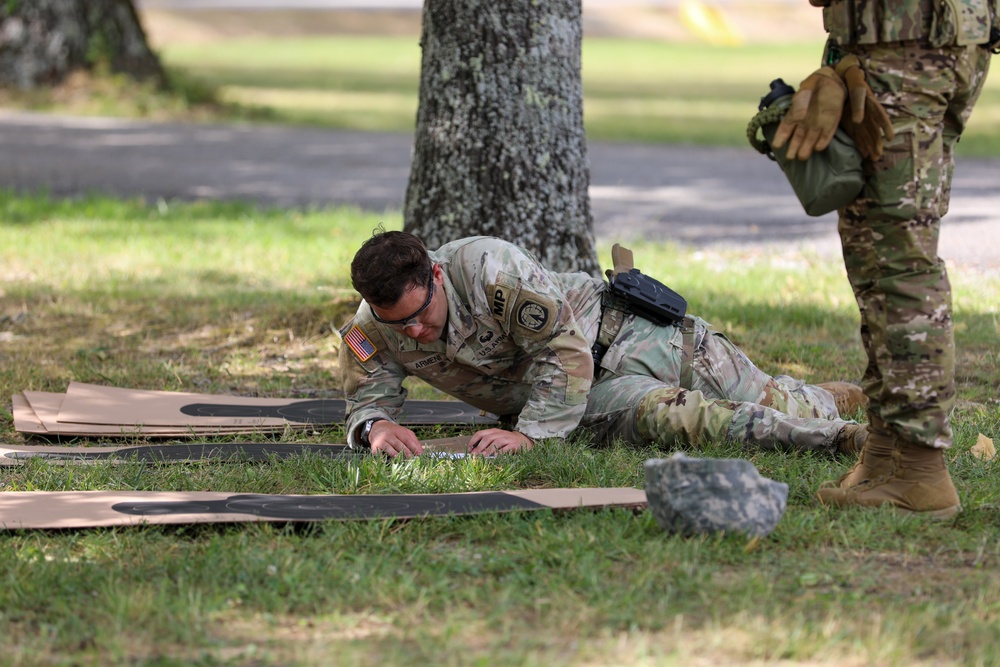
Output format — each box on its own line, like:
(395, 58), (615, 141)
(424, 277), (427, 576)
(512, 293), (557, 339)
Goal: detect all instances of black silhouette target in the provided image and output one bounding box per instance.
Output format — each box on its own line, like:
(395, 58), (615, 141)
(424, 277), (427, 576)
(6, 443), (353, 463)
(178, 399), (496, 425)
(179, 399), (344, 423)
(112, 492), (544, 520)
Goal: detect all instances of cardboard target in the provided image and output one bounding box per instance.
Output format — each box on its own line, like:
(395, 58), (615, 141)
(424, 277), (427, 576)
(177, 399), (493, 425)
(0, 443), (351, 465)
(18, 391), (260, 438)
(111, 492), (544, 520)
(0, 487), (648, 530)
(0, 437), (472, 466)
(55, 382), (496, 427)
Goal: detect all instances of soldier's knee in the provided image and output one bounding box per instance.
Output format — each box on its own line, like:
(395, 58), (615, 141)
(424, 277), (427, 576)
(637, 388), (685, 444)
(636, 387), (721, 446)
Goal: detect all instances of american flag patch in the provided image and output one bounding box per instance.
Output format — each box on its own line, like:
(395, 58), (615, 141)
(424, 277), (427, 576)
(344, 325), (377, 362)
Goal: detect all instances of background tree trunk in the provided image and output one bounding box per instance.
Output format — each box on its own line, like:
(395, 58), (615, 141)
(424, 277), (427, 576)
(0, 0), (164, 90)
(403, 0), (600, 276)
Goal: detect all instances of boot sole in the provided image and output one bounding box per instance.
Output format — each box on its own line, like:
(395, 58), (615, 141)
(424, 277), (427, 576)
(896, 503), (962, 520)
(816, 491), (962, 519)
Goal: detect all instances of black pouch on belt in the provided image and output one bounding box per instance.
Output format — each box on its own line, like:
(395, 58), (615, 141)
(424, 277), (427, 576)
(592, 244), (689, 368)
(606, 244), (687, 326)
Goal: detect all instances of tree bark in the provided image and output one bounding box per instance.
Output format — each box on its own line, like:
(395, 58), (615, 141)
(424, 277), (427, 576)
(0, 0), (165, 90)
(404, 0), (600, 276)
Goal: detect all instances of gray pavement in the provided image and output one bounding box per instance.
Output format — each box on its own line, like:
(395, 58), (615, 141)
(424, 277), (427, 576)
(2, 110), (998, 272)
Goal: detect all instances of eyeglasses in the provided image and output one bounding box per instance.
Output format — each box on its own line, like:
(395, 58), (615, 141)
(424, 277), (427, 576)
(369, 270), (435, 330)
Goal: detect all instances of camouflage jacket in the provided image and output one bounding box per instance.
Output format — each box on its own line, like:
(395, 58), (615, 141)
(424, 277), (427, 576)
(819, 0), (994, 46)
(339, 237), (605, 446)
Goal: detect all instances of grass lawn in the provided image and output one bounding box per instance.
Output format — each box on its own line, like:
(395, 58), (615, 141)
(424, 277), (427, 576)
(1, 193), (999, 666)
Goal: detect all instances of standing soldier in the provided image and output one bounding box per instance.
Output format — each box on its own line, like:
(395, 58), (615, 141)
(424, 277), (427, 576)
(773, 0), (997, 517)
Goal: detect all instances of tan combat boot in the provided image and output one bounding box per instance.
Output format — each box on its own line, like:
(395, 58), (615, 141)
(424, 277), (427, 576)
(817, 381), (869, 417)
(833, 423), (868, 456)
(816, 430), (961, 519)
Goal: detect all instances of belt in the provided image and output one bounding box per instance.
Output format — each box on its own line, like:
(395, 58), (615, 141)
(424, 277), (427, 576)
(591, 291), (629, 371)
(591, 295), (698, 388)
(679, 315), (696, 389)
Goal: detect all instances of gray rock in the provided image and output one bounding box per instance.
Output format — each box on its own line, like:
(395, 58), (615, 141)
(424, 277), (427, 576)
(643, 453), (788, 537)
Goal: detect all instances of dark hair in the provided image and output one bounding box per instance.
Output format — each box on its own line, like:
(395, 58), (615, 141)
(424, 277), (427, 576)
(351, 229), (432, 307)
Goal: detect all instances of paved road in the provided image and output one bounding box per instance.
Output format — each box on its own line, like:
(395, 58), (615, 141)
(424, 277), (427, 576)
(2, 110), (998, 272)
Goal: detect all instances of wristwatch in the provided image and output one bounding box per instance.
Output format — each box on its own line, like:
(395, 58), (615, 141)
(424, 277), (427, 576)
(358, 418), (385, 447)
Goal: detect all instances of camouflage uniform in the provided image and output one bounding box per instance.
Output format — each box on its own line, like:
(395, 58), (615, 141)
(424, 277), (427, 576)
(819, 0), (994, 447)
(340, 237), (852, 453)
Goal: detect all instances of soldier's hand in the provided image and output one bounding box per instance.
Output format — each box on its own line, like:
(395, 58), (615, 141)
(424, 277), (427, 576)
(835, 55), (894, 160)
(468, 428), (534, 455)
(771, 66), (847, 161)
(368, 420), (424, 458)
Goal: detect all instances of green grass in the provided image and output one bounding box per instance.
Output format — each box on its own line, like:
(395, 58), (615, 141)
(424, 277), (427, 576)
(1, 192), (999, 666)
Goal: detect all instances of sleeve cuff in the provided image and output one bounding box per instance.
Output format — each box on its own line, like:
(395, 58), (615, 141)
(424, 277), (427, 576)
(346, 411), (393, 448)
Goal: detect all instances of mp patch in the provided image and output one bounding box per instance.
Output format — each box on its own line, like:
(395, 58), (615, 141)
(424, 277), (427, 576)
(344, 325), (377, 362)
(489, 284), (513, 321)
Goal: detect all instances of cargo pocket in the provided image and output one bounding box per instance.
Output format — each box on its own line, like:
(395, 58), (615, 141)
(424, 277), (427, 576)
(863, 128), (919, 222)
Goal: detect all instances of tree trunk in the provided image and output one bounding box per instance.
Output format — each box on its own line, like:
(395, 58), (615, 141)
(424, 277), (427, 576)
(0, 0), (165, 90)
(404, 0), (600, 276)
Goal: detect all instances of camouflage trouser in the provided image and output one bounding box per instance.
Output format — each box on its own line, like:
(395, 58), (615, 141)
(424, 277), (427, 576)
(838, 43), (991, 449)
(581, 315), (851, 454)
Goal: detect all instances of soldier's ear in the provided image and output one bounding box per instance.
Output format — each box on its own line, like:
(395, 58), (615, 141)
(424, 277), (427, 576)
(431, 262), (444, 284)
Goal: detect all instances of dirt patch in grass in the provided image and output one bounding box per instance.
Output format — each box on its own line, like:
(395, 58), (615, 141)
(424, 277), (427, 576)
(847, 551), (994, 600)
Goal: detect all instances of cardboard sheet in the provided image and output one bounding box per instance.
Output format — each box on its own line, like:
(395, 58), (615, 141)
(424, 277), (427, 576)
(21, 391), (260, 437)
(0, 436), (472, 466)
(11, 384), (495, 439)
(56, 382), (495, 427)
(0, 442), (352, 465)
(0, 487), (648, 530)
(11, 393), (45, 435)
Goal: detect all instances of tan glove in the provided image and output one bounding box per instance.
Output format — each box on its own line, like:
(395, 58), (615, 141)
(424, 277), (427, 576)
(835, 55), (895, 161)
(771, 66), (847, 161)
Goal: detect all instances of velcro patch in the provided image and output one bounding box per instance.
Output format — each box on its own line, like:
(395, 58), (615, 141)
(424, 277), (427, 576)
(488, 283), (514, 326)
(513, 294), (557, 339)
(344, 325), (377, 362)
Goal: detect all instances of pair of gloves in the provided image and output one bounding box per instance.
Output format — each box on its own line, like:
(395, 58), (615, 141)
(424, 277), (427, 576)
(772, 55), (895, 162)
